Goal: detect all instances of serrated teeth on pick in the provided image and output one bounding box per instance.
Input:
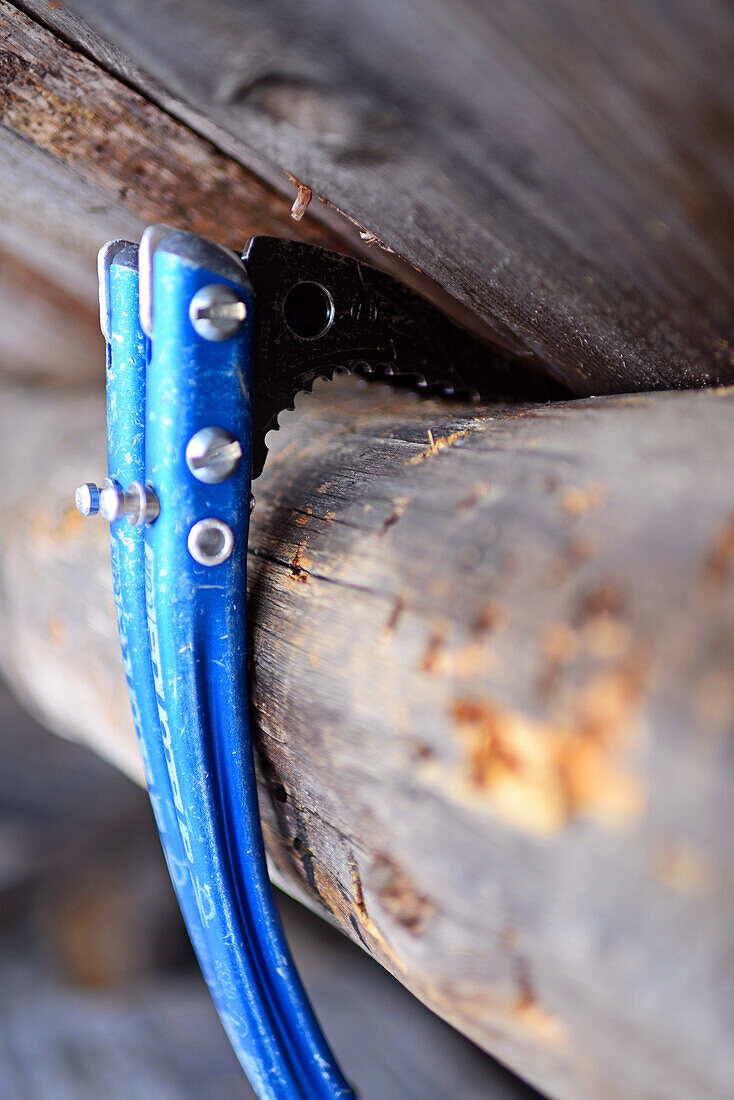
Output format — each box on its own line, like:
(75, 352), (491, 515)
(257, 360), (475, 473)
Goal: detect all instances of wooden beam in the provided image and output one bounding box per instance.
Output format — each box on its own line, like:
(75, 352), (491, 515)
(1, 377), (733, 1100)
(0, 2), (516, 386)
(0, 2), (340, 250)
(26, 0), (734, 394)
(0, 1), (346, 382)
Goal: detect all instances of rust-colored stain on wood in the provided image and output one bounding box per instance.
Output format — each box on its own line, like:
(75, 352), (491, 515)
(46, 615), (67, 646)
(419, 972), (569, 1052)
(500, 930), (569, 1047)
(287, 543), (311, 582)
(348, 856), (408, 968)
(547, 533), (602, 585)
(651, 844), (718, 896)
(419, 626), (447, 673)
(542, 622), (579, 664)
(381, 595), (405, 641)
(370, 855), (435, 935)
(576, 582), (625, 622)
(448, 663), (645, 833)
(380, 496), (409, 535)
(511, 989), (568, 1047)
(418, 617), (499, 679)
(696, 667), (734, 729)
(537, 622), (578, 698)
(458, 481), (492, 512)
(472, 601), (506, 634)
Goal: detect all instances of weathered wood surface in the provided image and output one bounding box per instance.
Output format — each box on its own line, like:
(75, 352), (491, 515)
(23, 0), (734, 394)
(0, 2), (346, 384)
(0, 3), (502, 385)
(1, 378), (733, 1100)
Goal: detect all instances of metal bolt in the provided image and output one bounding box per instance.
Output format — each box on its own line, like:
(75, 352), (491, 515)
(189, 284), (247, 341)
(185, 426), (242, 484)
(75, 482), (100, 516)
(187, 518), (234, 566)
(75, 478), (159, 526)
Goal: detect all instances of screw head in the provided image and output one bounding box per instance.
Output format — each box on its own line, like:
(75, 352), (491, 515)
(75, 482), (100, 516)
(185, 426), (242, 484)
(189, 284), (247, 341)
(188, 518), (234, 566)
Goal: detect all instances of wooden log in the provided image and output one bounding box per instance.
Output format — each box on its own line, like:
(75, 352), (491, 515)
(0, 2), (345, 385)
(27, 0), (734, 394)
(0, 3), (506, 385)
(1, 377), (733, 1100)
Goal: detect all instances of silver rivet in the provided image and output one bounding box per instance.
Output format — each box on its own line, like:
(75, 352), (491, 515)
(189, 284), (247, 341)
(185, 426), (242, 483)
(188, 518), (234, 566)
(75, 482), (100, 516)
(75, 478), (159, 526)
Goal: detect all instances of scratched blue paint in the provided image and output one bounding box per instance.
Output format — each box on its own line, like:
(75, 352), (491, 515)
(105, 249), (217, 983)
(105, 230), (354, 1100)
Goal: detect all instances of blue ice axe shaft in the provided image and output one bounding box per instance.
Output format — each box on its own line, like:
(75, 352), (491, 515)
(101, 231), (354, 1100)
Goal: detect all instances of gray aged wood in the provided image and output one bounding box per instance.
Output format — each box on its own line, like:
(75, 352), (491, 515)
(0, 2), (349, 384)
(26, 0), (734, 394)
(1, 378), (733, 1100)
(0, 3), (504, 386)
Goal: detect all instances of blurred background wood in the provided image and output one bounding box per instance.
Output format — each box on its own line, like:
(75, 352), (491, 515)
(0, 679), (523, 1100)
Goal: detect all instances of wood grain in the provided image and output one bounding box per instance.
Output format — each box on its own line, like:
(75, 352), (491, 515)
(0, 2), (521, 387)
(0, 1), (345, 383)
(1, 377), (733, 1100)
(0, 2), (339, 249)
(31, 0), (734, 394)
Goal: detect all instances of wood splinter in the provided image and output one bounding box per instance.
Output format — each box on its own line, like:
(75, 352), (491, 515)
(289, 177), (313, 221)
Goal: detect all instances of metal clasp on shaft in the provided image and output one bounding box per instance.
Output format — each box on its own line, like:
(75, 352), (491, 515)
(75, 477), (160, 526)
